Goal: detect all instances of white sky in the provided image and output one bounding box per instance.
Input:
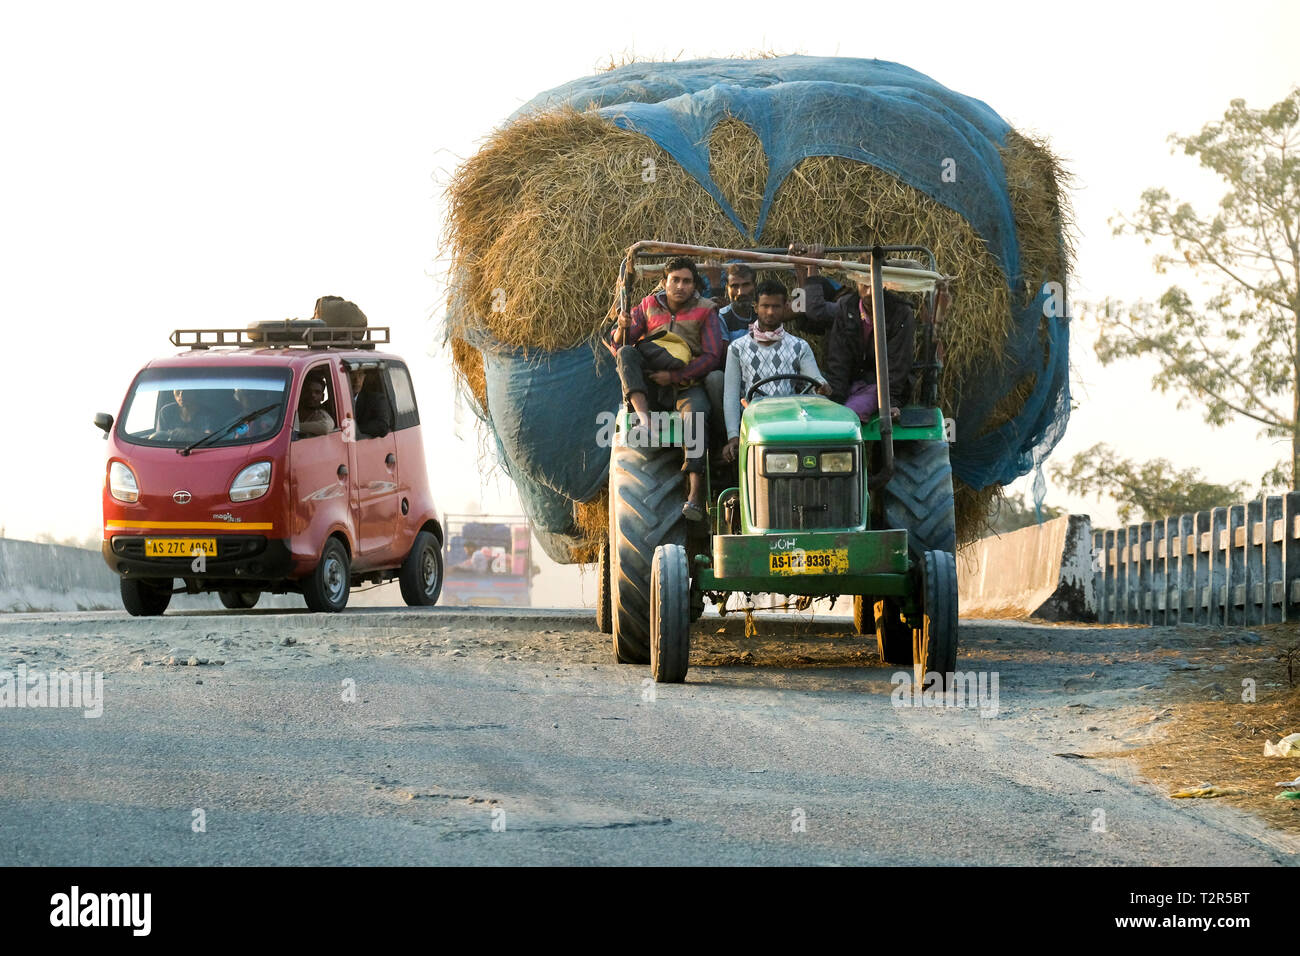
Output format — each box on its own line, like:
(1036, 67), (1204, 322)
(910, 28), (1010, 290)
(1, 0), (1295, 605)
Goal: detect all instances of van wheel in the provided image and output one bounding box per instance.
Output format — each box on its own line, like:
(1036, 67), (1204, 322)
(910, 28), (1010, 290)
(218, 590), (260, 610)
(121, 578), (172, 617)
(399, 531), (443, 606)
(304, 539), (350, 612)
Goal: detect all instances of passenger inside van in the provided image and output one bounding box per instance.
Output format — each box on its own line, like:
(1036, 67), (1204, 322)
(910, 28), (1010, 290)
(294, 376), (335, 437)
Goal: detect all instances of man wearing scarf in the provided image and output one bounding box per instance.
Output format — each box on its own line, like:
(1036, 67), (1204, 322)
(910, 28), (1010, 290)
(721, 279), (830, 464)
(789, 242), (917, 422)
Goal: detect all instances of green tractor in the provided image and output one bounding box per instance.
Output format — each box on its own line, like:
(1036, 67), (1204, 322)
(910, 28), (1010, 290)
(597, 241), (957, 688)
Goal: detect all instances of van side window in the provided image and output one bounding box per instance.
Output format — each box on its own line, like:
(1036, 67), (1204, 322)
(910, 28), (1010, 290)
(293, 365), (337, 439)
(387, 363), (419, 430)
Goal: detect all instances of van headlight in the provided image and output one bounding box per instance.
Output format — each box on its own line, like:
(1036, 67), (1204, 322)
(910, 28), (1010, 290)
(109, 461), (139, 503)
(764, 452), (798, 474)
(230, 462), (271, 502)
(820, 451), (854, 473)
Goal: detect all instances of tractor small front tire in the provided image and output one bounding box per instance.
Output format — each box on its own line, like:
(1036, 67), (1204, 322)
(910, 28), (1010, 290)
(304, 538), (351, 613)
(650, 544), (691, 683)
(121, 578), (172, 617)
(218, 589), (260, 610)
(852, 594), (873, 635)
(912, 550), (959, 690)
(596, 537), (612, 634)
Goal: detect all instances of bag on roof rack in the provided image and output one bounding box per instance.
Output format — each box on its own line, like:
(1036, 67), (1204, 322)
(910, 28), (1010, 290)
(313, 296), (368, 329)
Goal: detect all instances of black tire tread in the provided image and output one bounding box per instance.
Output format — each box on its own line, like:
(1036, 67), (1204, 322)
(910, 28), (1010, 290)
(913, 550), (959, 688)
(875, 598), (914, 665)
(218, 590), (259, 610)
(650, 543), (690, 682)
(881, 440), (956, 558)
(304, 538), (350, 613)
(610, 441), (685, 663)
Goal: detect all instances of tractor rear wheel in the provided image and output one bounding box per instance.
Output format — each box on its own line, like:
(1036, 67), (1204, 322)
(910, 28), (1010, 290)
(609, 434), (685, 664)
(880, 439), (956, 558)
(596, 537), (612, 634)
(875, 598), (913, 665)
(912, 550), (959, 690)
(650, 543), (691, 683)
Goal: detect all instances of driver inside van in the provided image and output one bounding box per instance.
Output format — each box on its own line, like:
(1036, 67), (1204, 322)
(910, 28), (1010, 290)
(293, 377), (334, 437)
(153, 389), (215, 441)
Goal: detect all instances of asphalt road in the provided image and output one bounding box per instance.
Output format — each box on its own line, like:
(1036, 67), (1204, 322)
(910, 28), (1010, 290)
(0, 607), (1295, 865)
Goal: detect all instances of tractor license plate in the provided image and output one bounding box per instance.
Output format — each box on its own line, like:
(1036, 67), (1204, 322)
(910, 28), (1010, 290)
(769, 548), (848, 575)
(145, 538), (217, 558)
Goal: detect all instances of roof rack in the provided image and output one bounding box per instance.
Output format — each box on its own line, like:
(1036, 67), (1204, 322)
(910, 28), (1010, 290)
(170, 322), (391, 351)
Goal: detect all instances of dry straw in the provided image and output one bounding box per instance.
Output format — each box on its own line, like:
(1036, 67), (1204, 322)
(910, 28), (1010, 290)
(445, 107), (1071, 551)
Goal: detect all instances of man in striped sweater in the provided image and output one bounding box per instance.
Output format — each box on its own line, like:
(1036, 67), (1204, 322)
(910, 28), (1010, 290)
(721, 279), (830, 464)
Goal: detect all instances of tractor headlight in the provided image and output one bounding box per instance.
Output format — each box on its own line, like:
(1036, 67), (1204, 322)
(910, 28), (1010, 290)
(819, 451), (854, 473)
(230, 461), (271, 502)
(764, 452), (798, 474)
(109, 461), (139, 503)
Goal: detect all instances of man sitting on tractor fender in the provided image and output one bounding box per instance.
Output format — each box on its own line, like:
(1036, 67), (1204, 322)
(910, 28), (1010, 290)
(721, 279), (830, 464)
(607, 256), (723, 522)
(790, 242), (916, 422)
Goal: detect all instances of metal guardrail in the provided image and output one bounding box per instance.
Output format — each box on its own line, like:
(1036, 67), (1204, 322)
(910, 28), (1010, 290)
(1091, 492), (1300, 625)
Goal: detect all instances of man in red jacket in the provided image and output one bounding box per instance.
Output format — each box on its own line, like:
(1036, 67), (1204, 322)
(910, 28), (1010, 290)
(608, 257), (724, 521)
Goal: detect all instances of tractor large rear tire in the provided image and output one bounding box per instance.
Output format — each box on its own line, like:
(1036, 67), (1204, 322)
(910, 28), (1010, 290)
(881, 439), (956, 559)
(609, 438), (685, 664)
(913, 550), (959, 690)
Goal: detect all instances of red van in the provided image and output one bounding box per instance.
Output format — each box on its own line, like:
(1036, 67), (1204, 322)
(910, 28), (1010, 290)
(95, 322), (444, 615)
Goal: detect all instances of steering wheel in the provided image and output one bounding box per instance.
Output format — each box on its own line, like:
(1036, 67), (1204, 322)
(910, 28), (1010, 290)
(745, 374), (824, 403)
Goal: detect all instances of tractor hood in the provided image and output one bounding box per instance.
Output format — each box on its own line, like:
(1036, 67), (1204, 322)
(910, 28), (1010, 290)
(740, 396), (862, 445)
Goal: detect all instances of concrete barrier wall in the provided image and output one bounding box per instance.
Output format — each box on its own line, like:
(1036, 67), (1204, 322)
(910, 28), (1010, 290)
(0, 538), (309, 612)
(958, 514), (1095, 621)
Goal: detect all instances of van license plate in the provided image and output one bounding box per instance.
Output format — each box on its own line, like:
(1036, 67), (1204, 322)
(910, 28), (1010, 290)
(145, 538), (217, 557)
(769, 548), (848, 575)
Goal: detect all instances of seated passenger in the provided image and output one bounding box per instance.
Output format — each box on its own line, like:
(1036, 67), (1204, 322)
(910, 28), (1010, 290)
(789, 241), (916, 421)
(347, 368), (393, 439)
(293, 378), (334, 437)
(721, 279), (830, 463)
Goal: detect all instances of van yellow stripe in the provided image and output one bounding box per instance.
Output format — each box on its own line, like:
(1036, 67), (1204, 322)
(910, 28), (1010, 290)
(105, 521), (274, 531)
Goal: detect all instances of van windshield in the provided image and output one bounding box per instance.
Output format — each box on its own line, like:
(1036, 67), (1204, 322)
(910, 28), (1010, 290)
(118, 367), (292, 448)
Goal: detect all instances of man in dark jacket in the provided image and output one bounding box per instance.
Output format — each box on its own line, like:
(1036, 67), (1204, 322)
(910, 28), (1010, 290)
(790, 242), (916, 421)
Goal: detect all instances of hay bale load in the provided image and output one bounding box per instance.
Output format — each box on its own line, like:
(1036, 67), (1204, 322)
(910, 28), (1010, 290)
(444, 56), (1072, 563)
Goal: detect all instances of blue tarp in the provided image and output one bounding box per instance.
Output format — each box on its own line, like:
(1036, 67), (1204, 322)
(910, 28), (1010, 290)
(459, 56), (1070, 562)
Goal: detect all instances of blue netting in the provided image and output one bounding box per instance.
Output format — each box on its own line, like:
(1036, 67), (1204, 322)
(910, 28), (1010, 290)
(458, 56), (1070, 562)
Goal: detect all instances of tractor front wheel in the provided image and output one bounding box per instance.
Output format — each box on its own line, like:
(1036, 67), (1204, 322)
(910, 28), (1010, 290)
(912, 550), (958, 690)
(650, 543), (691, 683)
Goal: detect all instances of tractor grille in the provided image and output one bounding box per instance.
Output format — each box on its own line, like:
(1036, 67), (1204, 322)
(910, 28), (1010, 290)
(747, 447), (862, 530)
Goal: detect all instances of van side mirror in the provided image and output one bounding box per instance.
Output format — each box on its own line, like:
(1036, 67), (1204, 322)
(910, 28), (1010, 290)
(94, 413), (114, 438)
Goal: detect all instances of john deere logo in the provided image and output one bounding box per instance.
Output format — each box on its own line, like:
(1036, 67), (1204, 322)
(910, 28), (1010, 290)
(802, 455), (816, 469)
